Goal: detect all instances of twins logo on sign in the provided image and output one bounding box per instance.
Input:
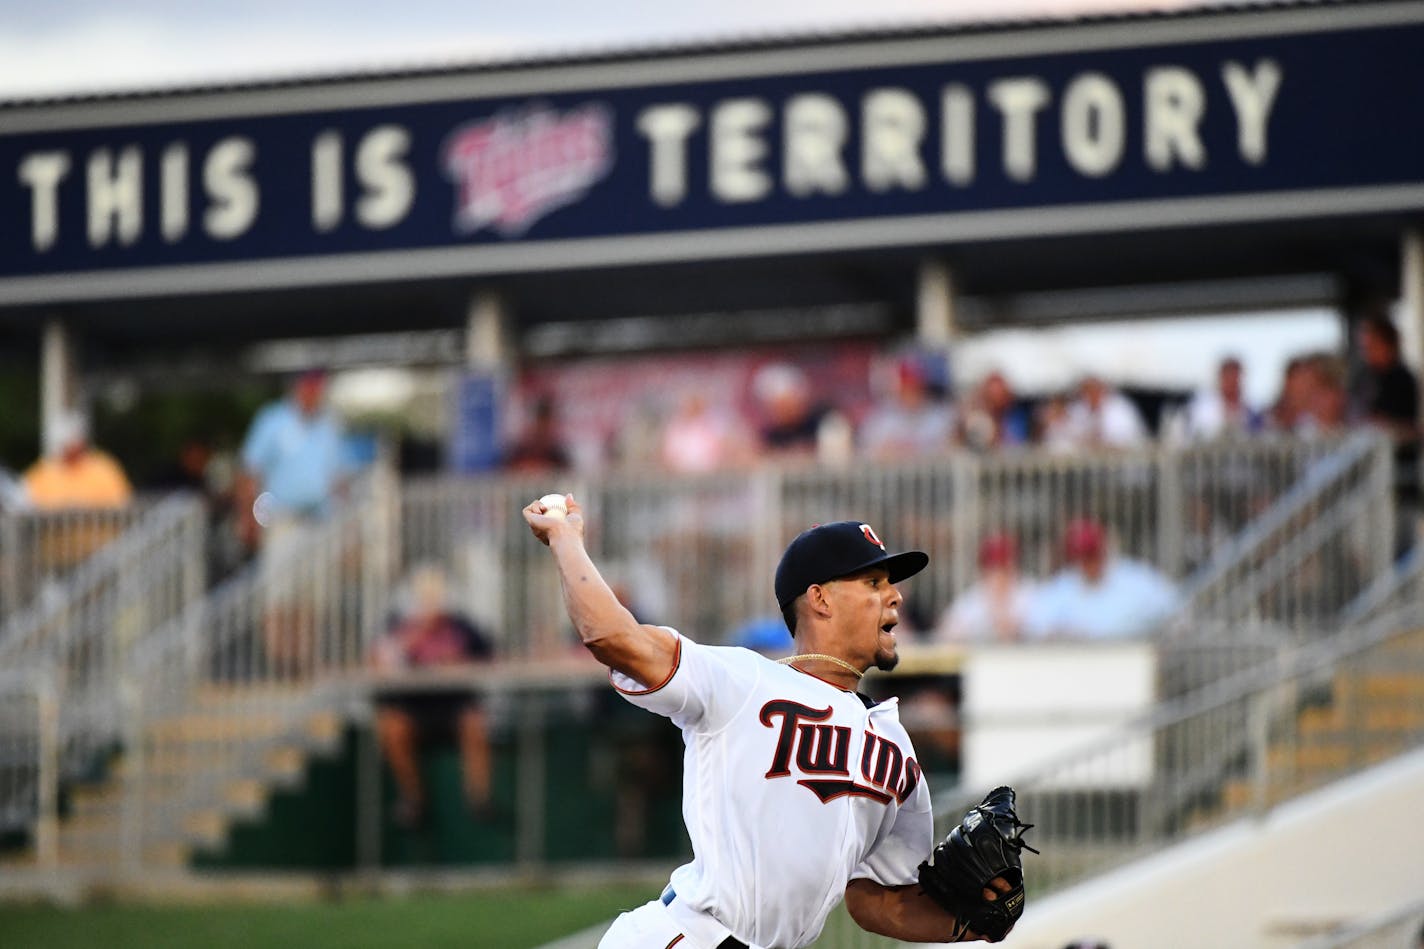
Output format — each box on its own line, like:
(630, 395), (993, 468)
(441, 103), (613, 237)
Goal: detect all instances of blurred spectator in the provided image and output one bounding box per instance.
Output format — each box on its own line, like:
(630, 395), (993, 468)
(238, 370), (353, 675)
(730, 614), (794, 656)
(752, 363), (832, 462)
(935, 533), (1037, 643)
(0, 463), (30, 511)
(22, 410), (133, 509)
(505, 394), (571, 473)
(659, 391), (754, 473)
(1349, 315), (1419, 441)
(1182, 356), (1263, 440)
(1035, 392), (1077, 453)
(1061, 940), (1111, 949)
(960, 371), (1032, 452)
(1299, 354), (1349, 437)
(153, 437), (213, 493)
(156, 437), (250, 583)
(370, 564), (496, 829)
(1349, 315), (1421, 552)
(859, 356), (957, 460)
(1268, 354), (1316, 433)
(1058, 376), (1149, 450)
(238, 370), (349, 527)
(1025, 518), (1179, 640)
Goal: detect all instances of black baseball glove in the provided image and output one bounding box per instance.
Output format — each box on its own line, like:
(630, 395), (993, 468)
(917, 785), (1038, 942)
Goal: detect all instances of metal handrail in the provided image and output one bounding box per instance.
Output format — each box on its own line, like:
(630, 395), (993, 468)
(930, 600), (1424, 900)
(120, 469), (396, 850)
(0, 669), (59, 867)
(0, 493), (206, 658)
(1174, 431), (1393, 628)
(1294, 896), (1424, 949)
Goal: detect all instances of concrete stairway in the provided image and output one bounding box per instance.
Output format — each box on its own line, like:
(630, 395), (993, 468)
(2, 685), (345, 873)
(1217, 627), (1424, 813)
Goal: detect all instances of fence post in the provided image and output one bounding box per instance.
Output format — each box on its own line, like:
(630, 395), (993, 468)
(0, 513), (16, 617)
(1157, 443), (1185, 579)
(34, 675), (59, 871)
(1371, 436), (1396, 577)
(1247, 689), (1272, 815)
(950, 454), (979, 597)
(514, 690), (547, 871)
(119, 677), (146, 879)
(354, 706), (383, 879)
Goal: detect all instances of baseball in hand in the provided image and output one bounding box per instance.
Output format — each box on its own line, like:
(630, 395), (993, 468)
(538, 493), (569, 519)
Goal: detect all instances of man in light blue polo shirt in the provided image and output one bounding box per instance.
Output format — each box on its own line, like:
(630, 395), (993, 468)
(242, 370), (348, 520)
(240, 370), (352, 676)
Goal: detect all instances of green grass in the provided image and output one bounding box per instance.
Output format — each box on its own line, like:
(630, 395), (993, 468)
(0, 883), (654, 949)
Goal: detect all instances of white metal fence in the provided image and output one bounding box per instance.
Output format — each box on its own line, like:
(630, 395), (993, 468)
(1174, 431), (1396, 636)
(401, 435), (1390, 659)
(919, 603), (1424, 904)
(0, 495), (207, 782)
(117, 470), (397, 861)
(0, 434), (1411, 898)
(0, 503), (155, 621)
(0, 670), (57, 867)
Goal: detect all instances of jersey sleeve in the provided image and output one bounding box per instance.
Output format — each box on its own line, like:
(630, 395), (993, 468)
(608, 628), (761, 732)
(850, 771), (934, 887)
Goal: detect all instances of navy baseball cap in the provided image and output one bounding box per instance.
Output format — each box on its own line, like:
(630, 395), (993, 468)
(775, 521), (929, 611)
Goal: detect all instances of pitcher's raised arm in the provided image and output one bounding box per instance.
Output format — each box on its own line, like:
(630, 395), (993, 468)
(522, 494), (677, 688)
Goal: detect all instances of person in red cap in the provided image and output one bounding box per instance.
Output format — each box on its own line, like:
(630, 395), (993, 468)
(523, 499), (1014, 947)
(935, 532), (1038, 643)
(1024, 518), (1179, 640)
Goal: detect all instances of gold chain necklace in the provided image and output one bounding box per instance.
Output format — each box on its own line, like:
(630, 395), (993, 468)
(776, 653), (864, 680)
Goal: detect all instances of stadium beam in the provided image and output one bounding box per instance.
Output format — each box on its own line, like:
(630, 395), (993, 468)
(1403, 231), (1424, 379)
(39, 319), (78, 450)
(466, 289), (511, 371)
(916, 258), (957, 348)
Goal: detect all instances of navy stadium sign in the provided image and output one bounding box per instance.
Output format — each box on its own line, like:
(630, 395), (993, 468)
(1, 3), (1423, 301)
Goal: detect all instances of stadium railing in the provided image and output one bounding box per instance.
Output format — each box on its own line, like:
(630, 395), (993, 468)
(914, 600), (1424, 902)
(1172, 430), (1395, 637)
(0, 503), (156, 621)
(0, 669), (58, 868)
(115, 468), (396, 864)
(1293, 896), (1424, 949)
(0, 433), (1405, 890)
(398, 434), (1389, 659)
(0, 494), (207, 783)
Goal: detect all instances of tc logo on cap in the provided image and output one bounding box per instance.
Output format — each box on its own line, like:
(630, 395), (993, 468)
(860, 524), (885, 550)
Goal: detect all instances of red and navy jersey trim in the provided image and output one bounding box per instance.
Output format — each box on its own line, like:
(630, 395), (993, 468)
(610, 629), (682, 696)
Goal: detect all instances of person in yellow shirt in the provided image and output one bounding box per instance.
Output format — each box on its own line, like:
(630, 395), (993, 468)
(23, 411), (132, 509)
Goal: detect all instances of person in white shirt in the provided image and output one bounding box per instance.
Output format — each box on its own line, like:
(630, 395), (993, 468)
(936, 533), (1037, 643)
(523, 501), (1012, 948)
(1025, 519), (1179, 641)
(1182, 356), (1263, 440)
(1060, 376), (1148, 450)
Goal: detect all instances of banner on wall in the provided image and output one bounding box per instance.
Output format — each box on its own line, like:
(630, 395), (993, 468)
(2, 5), (1423, 301)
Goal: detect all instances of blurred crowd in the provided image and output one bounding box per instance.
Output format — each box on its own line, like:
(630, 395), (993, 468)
(504, 315), (1420, 478)
(2, 315), (1416, 513)
(1, 317), (1417, 627)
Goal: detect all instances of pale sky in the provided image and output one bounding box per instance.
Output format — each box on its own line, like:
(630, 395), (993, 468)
(0, 0), (1210, 99)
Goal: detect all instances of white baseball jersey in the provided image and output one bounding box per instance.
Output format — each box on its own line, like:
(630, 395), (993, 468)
(610, 627), (933, 949)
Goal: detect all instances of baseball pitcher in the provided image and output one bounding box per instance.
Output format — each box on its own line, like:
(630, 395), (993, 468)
(524, 496), (1034, 948)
